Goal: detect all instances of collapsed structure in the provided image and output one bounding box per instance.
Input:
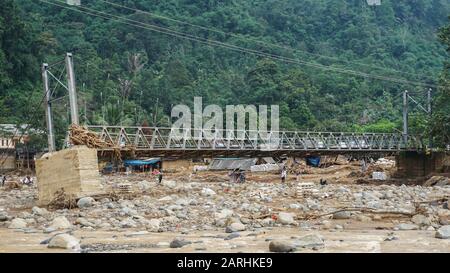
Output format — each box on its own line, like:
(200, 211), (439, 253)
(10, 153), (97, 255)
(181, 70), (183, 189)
(35, 145), (103, 205)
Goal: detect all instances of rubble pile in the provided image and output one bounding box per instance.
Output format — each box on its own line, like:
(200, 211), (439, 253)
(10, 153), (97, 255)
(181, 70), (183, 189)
(0, 168), (449, 253)
(69, 124), (114, 149)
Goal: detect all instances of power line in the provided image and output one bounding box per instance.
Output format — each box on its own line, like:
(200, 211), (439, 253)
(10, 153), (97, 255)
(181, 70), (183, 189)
(0, 57), (70, 166)
(98, 0), (433, 81)
(40, 0), (442, 90)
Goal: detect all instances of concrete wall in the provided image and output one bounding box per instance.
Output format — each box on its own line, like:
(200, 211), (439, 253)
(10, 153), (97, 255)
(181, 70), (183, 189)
(0, 155), (15, 171)
(395, 152), (448, 178)
(36, 145), (103, 205)
(163, 159), (194, 172)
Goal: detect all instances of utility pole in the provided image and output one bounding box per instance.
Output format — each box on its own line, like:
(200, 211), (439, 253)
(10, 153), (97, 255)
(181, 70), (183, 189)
(428, 88), (432, 149)
(65, 53), (79, 125)
(402, 89), (433, 149)
(42, 63), (56, 152)
(84, 99), (87, 125)
(153, 98), (159, 127)
(403, 90), (408, 145)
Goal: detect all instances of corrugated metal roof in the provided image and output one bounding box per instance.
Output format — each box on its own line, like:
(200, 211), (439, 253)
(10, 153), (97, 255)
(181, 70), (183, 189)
(208, 158), (257, 171)
(262, 157), (276, 164)
(124, 158), (161, 166)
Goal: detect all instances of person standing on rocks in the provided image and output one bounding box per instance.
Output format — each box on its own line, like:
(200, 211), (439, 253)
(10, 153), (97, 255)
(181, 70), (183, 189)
(360, 158), (367, 173)
(1, 175), (6, 186)
(228, 169), (238, 183)
(239, 170), (246, 183)
(152, 169), (162, 184)
(158, 169), (163, 184)
(281, 166), (287, 183)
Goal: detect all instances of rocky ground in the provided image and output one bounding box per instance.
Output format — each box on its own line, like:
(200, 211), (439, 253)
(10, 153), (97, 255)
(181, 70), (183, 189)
(0, 162), (449, 253)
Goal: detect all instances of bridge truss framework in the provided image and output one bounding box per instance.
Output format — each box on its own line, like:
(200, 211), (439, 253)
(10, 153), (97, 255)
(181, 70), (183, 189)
(81, 126), (423, 158)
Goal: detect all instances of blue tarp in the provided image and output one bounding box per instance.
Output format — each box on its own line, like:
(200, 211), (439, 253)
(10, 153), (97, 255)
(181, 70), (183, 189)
(306, 156), (321, 167)
(124, 159), (161, 167)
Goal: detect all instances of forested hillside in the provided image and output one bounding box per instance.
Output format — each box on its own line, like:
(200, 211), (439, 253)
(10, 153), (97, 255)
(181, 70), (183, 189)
(1, 0), (449, 148)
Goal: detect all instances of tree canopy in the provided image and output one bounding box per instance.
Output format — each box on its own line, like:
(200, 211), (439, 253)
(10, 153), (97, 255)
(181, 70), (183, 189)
(1, 0), (449, 148)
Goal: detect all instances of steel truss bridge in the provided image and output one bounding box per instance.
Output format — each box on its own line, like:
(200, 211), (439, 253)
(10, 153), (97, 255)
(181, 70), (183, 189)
(82, 126), (423, 158)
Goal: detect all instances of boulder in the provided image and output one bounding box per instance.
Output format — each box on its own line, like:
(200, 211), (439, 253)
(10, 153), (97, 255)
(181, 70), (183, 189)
(75, 218), (96, 228)
(435, 225), (450, 239)
(32, 206), (49, 216)
(50, 216), (72, 230)
(201, 188), (216, 196)
(269, 241), (295, 253)
(162, 180), (177, 189)
(423, 176), (449, 187)
(356, 215), (372, 222)
(332, 211), (351, 219)
(121, 207), (138, 216)
(0, 212), (9, 222)
(147, 219), (161, 230)
(170, 238), (192, 248)
(119, 218), (137, 228)
(214, 209), (234, 221)
(8, 218), (27, 229)
(93, 222), (108, 229)
(137, 180), (152, 191)
(261, 218), (274, 227)
(77, 197), (95, 208)
(411, 214), (431, 226)
(277, 212), (295, 225)
(48, 234), (80, 249)
(225, 222), (246, 233)
(294, 234), (325, 248)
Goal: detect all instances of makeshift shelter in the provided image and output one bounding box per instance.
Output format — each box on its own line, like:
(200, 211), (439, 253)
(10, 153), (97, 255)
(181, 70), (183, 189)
(208, 158), (257, 171)
(123, 158), (161, 172)
(306, 156), (321, 167)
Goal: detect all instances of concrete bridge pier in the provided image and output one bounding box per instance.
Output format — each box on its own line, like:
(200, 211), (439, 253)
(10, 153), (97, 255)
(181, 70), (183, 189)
(395, 151), (449, 178)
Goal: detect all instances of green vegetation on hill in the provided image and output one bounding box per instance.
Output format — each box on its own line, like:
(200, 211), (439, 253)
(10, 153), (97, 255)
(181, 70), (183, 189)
(0, 0), (449, 148)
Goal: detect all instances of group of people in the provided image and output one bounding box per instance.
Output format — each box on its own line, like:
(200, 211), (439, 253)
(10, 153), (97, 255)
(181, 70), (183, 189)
(21, 175), (33, 185)
(228, 166), (290, 184)
(0, 175), (33, 187)
(228, 169), (246, 183)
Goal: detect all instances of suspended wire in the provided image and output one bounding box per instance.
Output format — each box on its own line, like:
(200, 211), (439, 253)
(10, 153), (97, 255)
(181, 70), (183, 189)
(39, 0), (442, 89)
(35, 0), (437, 135)
(0, 59), (63, 164)
(0, 89), (50, 167)
(0, 57), (68, 166)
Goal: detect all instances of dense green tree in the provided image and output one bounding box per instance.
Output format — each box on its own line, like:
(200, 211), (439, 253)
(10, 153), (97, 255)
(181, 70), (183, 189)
(0, 0), (449, 149)
(429, 18), (450, 147)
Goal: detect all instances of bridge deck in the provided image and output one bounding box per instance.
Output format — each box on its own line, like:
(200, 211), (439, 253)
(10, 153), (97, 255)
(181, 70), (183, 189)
(83, 126), (423, 158)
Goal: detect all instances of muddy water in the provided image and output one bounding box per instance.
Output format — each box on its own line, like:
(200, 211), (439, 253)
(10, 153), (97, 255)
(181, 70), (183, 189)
(1, 222), (449, 253)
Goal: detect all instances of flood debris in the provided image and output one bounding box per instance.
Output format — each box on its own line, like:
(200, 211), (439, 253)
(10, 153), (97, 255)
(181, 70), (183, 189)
(0, 154), (449, 252)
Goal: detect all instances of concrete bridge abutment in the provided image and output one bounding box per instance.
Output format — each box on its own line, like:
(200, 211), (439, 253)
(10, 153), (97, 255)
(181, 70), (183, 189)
(395, 151), (449, 178)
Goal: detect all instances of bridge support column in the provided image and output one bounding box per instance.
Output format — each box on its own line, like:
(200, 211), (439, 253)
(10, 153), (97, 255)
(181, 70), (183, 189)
(395, 151), (448, 178)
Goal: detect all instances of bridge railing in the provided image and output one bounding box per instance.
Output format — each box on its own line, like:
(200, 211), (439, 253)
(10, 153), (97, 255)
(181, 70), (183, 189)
(84, 126), (423, 151)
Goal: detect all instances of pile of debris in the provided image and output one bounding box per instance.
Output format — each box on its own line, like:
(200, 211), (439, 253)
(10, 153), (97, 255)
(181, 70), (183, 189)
(69, 124), (126, 162)
(374, 157), (396, 169)
(69, 124), (114, 149)
(285, 158), (310, 174)
(424, 176), (449, 187)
